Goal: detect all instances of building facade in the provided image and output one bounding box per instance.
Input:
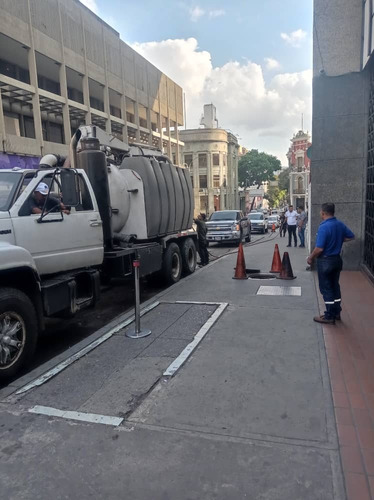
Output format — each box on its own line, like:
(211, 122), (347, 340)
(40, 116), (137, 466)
(287, 130), (311, 210)
(312, 0), (374, 276)
(180, 128), (239, 216)
(0, 0), (184, 168)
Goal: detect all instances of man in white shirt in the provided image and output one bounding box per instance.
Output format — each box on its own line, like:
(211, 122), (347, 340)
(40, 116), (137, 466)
(285, 205), (298, 247)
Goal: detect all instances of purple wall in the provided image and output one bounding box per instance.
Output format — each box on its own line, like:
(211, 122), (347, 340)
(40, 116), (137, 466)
(0, 153), (40, 170)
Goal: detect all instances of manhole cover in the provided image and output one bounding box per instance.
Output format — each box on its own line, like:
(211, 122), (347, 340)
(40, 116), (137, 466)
(257, 286), (302, 296)
(248, 273), (276, 280)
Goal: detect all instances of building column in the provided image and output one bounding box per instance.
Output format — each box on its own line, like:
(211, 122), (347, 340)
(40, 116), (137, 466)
(103, 86), (111, 134)
(193, 152), (200, 216)
(0, 88), (5, 151)
(207, 153), (214, 215)
(80, 9), (91, 125)
(59, 64), (71, 143)
(134, 101), (141, 142)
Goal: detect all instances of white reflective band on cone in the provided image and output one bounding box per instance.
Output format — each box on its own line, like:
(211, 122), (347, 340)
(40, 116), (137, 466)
(325, 302), (335, 305)
(334, 299), (342, 302)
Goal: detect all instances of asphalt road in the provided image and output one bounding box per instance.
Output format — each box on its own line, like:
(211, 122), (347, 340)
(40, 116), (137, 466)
(2, 233), (271, 387)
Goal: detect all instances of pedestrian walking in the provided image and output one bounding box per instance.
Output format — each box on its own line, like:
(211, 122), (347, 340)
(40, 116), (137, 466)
(194, 213), (209, 266)
(297, 206), (307, 247)
(285, 205), (297, 247)
(307, 203), (354, 324)
(279, 211), (287, 237)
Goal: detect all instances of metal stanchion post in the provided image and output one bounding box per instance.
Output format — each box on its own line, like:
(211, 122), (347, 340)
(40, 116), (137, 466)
(126, 258), (152, 339)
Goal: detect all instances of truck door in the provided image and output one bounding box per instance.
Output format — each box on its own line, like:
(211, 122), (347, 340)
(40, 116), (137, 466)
(10, 171), (104, 276)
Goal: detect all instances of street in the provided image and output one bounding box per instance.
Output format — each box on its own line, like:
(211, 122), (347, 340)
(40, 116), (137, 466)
(0, 235), (346, 500)
(0, 234), (269, 389)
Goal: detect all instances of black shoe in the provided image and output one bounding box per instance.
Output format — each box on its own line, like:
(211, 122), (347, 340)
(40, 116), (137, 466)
(286, 245), (291, 247)
(299, 245), (305, 248)
(294, 244), (297, 247)
(197, 262), (203, 266)
(335, 314), (341, 321)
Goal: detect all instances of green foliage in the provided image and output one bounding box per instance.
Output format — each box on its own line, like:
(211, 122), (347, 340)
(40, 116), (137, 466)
(277, 167), (291, 192)
(238, 149), (281, 188)
(264, 187), (288, 209)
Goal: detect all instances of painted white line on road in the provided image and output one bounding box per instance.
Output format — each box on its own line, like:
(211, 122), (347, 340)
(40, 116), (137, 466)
(29, 405), (123, 427)
(163, 302), (228, 377)
(15, 301), (160, 396)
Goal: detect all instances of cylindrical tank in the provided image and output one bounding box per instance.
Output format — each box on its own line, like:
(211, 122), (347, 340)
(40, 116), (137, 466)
(120, 156), (194, 238)
(107, 164), (131, 233)
(77, 137), (113, 249)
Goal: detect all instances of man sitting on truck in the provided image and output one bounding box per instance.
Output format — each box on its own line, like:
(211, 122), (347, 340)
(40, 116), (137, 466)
(28, 182), (70, 215)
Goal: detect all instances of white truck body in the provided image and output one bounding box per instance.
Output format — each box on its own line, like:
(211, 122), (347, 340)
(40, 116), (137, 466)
(0, 127), (197, 379)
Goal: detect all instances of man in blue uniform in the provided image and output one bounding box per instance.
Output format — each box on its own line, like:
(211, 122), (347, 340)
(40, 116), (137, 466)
(307, 203), (354, 324)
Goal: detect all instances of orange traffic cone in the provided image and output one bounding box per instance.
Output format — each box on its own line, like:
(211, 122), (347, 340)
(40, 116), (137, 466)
(272, 223), (275, 233)
(277, 252), (297, 280)
(270, 244), (282, 273)
(233, 243), (248, 280)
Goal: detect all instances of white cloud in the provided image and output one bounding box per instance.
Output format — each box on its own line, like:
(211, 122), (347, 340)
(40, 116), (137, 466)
(190, 6), (205, 22)
(280, 29), (307, 48)
(264, 57), (280, 70)
(209, 9), (226, 18)
(131, 38), (311, 163)
(79, 0), (99, 15)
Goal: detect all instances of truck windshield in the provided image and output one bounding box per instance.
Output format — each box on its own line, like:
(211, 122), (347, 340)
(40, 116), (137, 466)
(209, 211), (237, 221)
(0, 172), (22, 211)
(249, 213), (264, 220)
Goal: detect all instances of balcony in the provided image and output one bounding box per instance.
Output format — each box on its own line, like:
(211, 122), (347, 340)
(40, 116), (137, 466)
(293, 189), (306, 195)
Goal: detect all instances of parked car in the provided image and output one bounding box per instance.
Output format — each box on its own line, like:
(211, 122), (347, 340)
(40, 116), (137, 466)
(268, 215), (280, 229)
(248, 212), (269, 234)
(206, 210), (251, 244)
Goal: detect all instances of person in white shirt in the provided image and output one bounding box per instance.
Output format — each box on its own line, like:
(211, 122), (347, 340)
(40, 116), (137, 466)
(285, 205), (298, 247)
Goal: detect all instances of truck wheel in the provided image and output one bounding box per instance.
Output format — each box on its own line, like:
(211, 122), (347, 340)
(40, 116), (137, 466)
(162, 242), (182, 284)
(0, 287), (38, 380)
(181, 238), (197, 275)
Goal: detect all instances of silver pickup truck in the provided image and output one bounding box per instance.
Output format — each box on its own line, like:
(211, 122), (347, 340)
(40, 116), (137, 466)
(206, 210), (251, 245)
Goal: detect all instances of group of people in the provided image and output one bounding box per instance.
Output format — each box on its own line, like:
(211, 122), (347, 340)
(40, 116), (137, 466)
(279, 205), (307, 248)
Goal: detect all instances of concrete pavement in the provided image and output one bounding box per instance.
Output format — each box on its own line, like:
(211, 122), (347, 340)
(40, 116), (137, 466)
(0, 234), (346, 499)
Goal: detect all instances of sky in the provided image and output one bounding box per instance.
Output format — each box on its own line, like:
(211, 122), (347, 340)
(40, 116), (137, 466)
(80, 0), (313, 164)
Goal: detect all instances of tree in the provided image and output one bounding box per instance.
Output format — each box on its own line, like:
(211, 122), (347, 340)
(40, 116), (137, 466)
(278, 167), (291, 192)
(264, 187), (288, 209)
(238, 149), (281, 188)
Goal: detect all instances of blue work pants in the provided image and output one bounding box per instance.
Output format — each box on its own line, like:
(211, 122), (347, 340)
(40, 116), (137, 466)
(317, 255), (343, 320)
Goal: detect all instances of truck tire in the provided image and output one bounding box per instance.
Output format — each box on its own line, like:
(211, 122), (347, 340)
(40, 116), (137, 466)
(162, 242), (182, 285)
(0, 287), (38, 380)
(181, 238), (197, 275)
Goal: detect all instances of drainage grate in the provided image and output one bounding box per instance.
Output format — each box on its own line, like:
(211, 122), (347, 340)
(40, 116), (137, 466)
(257, 286), (301, 296)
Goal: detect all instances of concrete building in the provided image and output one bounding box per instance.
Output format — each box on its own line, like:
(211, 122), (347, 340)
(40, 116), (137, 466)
(180, 106), (239, 216)
(312, 0), (374, 276)
(0, 0), (184, 168)
(287, 130), (311, 210)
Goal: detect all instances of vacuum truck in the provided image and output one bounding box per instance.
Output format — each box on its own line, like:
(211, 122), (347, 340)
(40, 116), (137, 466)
(0, 125), (197, 379)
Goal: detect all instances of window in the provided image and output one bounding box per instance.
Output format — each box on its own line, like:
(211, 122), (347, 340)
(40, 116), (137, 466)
(199, 175), (207, 188)
(198, 153), (207, 168)
(190, 175), (194, 188)
(77, 175), (93, 211)
(297, 157), (303, 171)
(223, 154), (227, 167)
(184, 154), (193, 168)
(297, 176), (304, 192)
(213, 175), (220, 187)
(213, 153), (220, 166)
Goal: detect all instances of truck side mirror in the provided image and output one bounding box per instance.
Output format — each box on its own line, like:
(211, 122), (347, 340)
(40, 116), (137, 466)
(60, 168), (80, 207)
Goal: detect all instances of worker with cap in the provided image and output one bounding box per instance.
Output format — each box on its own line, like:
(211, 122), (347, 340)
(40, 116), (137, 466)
(28, 182), (70, 215)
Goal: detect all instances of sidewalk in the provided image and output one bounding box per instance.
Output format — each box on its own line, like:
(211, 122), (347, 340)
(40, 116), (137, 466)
(0, 236), (350, 499)
(318, 270), (374, 500)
